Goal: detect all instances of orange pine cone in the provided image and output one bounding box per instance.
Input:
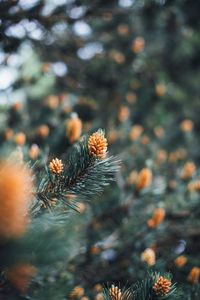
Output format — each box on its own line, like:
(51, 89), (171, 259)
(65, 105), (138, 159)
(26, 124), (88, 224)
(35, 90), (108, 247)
(131, 37), (145, 53)
(109, 285), (122, 300)
(4, 128), (14, 140)
(180, 162), (196, 180)
(11, 102), (23, 111)
(187, 267), (200, 284)
(136, 168), (152, 191)
(88, 131), (108, 159)
(174, 255), (187, 267)
(180, 119), (193, 132)
(188, 180), (200, 192)
(94, 284), (103, 292)
(70, 286), (85, 298)
(49, 158), (63, 174)
(66, 117), (82, 143)
(28, 144), (40, 160)
(141, 248), (156, 266)
(37, 124), (50, 138)
(14, 132), (26, 146)
(153, 276), (172, 296)
(0, 160), (33, 239)
(117, 24), (129, 36)
(6, 263), (36, 292)
(129, 125), (143, 141)
(147, 208), (165, 228)
(154, 126), (165, 138)
(155, 84), (166, 97)
(118, 106), (130, 122)
(45, 95), (59, 109)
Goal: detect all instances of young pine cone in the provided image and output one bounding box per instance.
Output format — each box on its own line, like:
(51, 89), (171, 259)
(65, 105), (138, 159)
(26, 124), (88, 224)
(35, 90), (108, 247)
(109, 285), (122, 300)
(49, 158), (63, 175)
(153, 276), (172, 296)
(88, 131), (108, 159)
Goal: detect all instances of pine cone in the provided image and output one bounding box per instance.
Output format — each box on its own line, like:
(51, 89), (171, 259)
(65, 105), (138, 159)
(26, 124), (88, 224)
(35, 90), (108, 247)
(136, 168), (152, 191)
(70, 286), (85, 298)
(109, 285), (122, 300)
(88, 131), (108, 159)
(187, 267), (200, 284)
(66, 117), (82, 143)
(49, 158), (63, 174)
(153, 276), (172, 296)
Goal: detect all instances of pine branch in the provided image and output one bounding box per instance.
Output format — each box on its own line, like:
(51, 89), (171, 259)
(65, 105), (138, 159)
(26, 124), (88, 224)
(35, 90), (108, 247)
(103, 272), (177, 300)
(32, 131), (120, 214)
(103, 284), (133, 300)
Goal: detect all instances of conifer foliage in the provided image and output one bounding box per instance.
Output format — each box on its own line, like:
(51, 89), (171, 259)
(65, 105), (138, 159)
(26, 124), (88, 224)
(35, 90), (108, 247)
(0, 0), (200, 299)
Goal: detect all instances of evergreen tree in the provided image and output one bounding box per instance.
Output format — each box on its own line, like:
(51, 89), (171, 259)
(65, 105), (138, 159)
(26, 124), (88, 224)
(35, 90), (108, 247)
(0, 0), (199, 299)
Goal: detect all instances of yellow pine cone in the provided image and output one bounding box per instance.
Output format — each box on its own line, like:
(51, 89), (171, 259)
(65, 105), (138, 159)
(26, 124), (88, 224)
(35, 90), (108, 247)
(136, 168), (152, 191)
(141, 248), (156, 266)
(109, 285), (122, 300)
(66, 117), (82, 143)
(153, 276), (172, 296)
(49, 158), (63, 174)
(88, 131), (108, 159)
(187, 267), (200, 284)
